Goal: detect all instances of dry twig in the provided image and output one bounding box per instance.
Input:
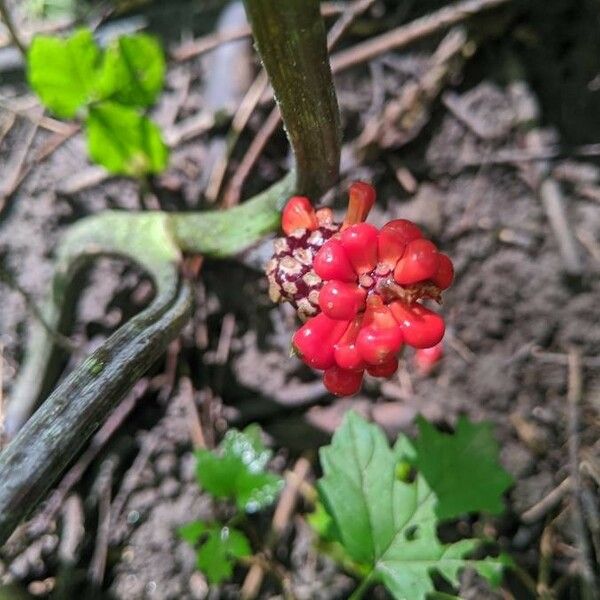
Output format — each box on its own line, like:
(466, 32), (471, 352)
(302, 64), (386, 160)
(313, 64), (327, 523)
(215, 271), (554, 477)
(222, 107), (281, 207)
(0, 0), (27, 57)
(179, 376), (207, 450)
(521, 477), (572, 525)
(0, 114), (39, 210)
(171, 2), (349, 62)
(0, 343), (4, 450)
(109, 427), (160, 542)
(240, 456), (312, 599)
(566, 348), (598, 598)
(0, 262), (76, 352)
(329, 0), (510, 72)
(520, 130), (583, 277)
(89, 457), (116, 586)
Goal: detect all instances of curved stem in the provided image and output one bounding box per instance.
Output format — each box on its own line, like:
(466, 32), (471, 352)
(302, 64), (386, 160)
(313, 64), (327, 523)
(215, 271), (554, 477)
(0, 174), (295, 544)
(4, 211), (182, 436)
(170, 172), (294, 255)
(0, 268), (192, 545)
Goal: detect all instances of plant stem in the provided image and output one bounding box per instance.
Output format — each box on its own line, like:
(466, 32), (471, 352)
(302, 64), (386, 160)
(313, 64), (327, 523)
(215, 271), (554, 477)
(0, 272), (192, 545)
(242, 0), (341, 199)
(0, 0), (27, 58)
(348, 573), (374, 600)
(170, 173), (294, 256)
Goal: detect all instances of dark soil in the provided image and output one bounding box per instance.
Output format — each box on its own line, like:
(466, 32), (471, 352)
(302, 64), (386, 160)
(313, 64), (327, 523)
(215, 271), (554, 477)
(1, 0), (599, 599)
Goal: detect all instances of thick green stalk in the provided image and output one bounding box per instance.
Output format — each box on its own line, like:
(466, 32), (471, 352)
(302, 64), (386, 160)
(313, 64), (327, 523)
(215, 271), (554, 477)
(242, 0), (341, 198)
(171, 172), (294, 255)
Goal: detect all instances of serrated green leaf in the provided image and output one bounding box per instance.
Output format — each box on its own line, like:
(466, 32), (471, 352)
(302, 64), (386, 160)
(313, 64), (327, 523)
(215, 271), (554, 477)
(180, 522), (251, 584)
(27, 29), (102, 118)
(197, 525), (251, 584)
(98, 34), (165, 107)
(406, 416), (513, 520)
(85, 102), (168, 175)
(317, 412), (509, 600)
(196, 425), (283, 513)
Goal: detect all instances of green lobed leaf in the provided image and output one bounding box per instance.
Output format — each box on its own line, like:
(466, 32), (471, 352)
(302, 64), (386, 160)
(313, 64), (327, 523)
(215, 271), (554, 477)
(85, 102), (168, 175)
(317, 412), (509, 600)
(401, 416), (513, 520)
(27, 29), (102, 118)
(98, 33), (165, 107)
(196, 425), (284, 513)
(177, 520), (208, 544)
(178, 522), (251, 584)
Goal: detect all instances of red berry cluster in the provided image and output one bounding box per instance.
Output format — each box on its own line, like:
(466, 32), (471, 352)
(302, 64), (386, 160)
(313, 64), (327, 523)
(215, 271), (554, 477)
(268, 182), (454, 396)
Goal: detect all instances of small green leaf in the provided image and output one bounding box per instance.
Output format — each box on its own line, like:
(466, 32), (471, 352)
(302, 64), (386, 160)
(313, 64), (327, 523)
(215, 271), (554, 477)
(197, 525), (251, 584)
(85, 102), (168, 175)
(196, 425), (283, 513)
(405, 416), (513, 519)
(180, 522), (251, 584)
(317, 412), (509, 600)
(475, 552), (515, 587)
(307, 500), (338, 543)
(27, 29), (102, 118)
(98, 34), (165, 107)
(177, 521), (208, 544)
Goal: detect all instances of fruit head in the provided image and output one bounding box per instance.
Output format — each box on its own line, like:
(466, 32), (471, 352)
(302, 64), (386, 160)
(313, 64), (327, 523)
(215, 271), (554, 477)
(266, 182), (454, 395)
(266, 222), (339, 320)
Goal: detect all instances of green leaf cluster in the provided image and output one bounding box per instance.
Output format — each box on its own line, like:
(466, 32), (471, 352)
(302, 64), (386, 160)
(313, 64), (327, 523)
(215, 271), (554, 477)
(27, 29), (168, 176)
(315, 412), (513, 600)
(180, 425), (283, 584)
(196, 424), (284, 513)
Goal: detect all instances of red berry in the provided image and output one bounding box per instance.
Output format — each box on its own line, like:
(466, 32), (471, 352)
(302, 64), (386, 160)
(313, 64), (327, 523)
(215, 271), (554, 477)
(340, 223), (379, 275)
(414, 341), (444, 375)
(356, 298), (403, 365)
(367, 356), (399, 378)
(431, 253), (454, 290)
(389, 302), (445, 349)
(334, 316), (366, 371)
(393, 239), (439, 285)
(292, 313), (348, 370)
(323, 366), (364, 396)
(342, 181), (376, 228)
(314, 239), (357, 282)
(282, 196), (318, 235)
(378, 219), (423, 267)
(319, 280), (366, 320)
